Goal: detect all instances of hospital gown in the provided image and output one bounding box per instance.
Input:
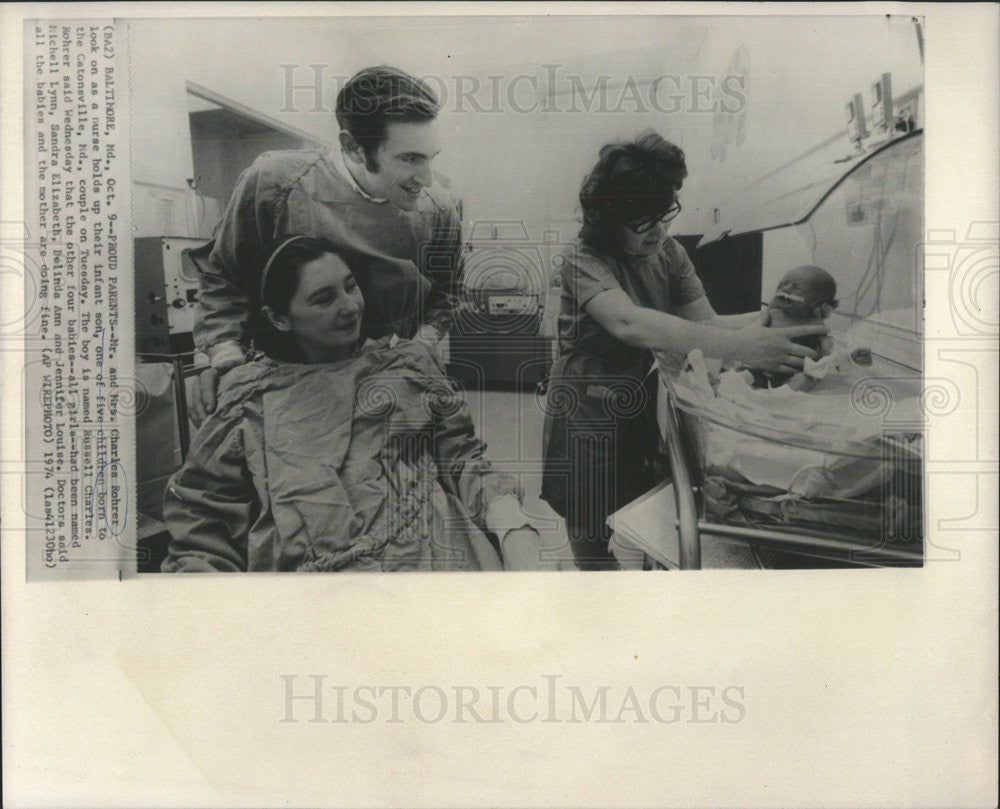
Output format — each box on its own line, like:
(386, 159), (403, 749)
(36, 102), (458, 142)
(162, 339), (520, 572)
(192, 148), (462, 369)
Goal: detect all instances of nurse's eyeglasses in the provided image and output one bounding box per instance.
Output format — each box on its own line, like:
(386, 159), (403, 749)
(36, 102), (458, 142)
(625, 201), (682, 234)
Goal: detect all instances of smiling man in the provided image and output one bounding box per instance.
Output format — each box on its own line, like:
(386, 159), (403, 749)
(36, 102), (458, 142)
(189, 66), (462, 423)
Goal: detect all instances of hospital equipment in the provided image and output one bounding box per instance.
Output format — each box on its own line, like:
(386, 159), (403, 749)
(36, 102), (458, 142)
(449, 221), (554, 389)
(133, 236), (204, 354)
(624, 86), (925, 569)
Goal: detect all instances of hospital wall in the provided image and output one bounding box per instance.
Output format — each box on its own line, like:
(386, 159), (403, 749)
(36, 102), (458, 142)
(128, 18), (376, 238)
(126, 15), (923, 298)
(761, 132), (924, 369)
(432, 16), (922, 242)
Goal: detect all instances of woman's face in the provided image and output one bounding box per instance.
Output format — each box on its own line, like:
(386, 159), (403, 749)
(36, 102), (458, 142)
(620, 219), (671, 257)
(619, 202), (680, 258)
(266, 253), (364, 363)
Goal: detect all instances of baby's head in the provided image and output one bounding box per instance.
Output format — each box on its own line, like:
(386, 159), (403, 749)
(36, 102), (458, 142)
(769, 265), (838, 320)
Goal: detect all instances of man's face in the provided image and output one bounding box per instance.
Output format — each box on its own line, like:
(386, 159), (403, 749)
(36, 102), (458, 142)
(350, 120), (442, 210)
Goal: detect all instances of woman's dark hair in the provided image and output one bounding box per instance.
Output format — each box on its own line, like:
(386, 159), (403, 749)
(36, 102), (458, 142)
(247, 235), (345, 361)
(336, 66), (440, 171)
(578, 129), (688, 254)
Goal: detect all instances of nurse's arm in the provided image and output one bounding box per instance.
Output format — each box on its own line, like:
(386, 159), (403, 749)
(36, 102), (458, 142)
(584, 288), (825, 374)
(674, 296), (766, 329)
(585, 288), (742, 355)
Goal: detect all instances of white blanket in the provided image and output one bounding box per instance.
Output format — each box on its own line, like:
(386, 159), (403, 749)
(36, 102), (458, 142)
(663, 349), (922, 499)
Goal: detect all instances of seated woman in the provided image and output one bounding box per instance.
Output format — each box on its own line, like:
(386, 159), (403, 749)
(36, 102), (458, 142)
(163, 235), (566, 572)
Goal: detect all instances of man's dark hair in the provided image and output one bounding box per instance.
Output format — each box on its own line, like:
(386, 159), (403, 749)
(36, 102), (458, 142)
(578, 129), (688, 254)
(336, 66), (440, 170)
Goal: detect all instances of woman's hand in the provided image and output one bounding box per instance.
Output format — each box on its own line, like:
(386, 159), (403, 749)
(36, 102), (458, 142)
(501, 527), (577, 571)
(189, 344), (247, 426)
(735, 310), (829, 374)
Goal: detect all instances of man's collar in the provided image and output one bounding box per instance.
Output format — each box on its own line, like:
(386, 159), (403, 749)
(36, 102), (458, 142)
(327, 147), (388, 204)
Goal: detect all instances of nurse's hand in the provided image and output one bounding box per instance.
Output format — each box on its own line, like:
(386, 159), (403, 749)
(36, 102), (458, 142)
(737, 311), (828, 375)
(188, 366), (219, 427)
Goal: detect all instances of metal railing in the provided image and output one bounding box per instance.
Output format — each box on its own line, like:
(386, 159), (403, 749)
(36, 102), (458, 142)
(658, 384), (923, 569)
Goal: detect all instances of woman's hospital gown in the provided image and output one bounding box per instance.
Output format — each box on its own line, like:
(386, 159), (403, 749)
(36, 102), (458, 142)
(162, 339), (519, 572)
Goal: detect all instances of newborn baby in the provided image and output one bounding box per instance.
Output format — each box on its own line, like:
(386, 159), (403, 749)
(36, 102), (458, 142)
(753, 265), (838, 391)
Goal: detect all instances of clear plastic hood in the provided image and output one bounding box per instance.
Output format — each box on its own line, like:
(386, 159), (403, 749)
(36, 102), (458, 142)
(717, 131), (924, 372)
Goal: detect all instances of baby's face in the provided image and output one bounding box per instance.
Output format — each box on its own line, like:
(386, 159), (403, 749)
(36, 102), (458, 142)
(771, 279), (817, 318)
(770, 268), (836, 319)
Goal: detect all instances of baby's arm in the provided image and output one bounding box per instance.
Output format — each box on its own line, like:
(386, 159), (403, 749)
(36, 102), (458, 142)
(819, 334), (836, 357)
(783, 322), (830, 391)
(785, 330), (840, 391)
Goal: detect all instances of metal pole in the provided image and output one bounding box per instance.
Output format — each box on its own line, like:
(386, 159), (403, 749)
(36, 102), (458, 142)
(172, 356), (192, 461)
(661, 389), (701, 569)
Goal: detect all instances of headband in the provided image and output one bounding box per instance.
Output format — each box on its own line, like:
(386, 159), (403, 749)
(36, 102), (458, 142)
(259, 235), (313, 299)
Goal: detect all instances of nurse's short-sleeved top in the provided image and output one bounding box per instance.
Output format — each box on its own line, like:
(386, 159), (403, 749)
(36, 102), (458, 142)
(556, 237), (706, 374)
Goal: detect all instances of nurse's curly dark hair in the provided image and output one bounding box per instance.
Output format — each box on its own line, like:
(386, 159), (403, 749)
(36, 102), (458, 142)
(578, 130), (688, 254)
(336, 66), (440, 171)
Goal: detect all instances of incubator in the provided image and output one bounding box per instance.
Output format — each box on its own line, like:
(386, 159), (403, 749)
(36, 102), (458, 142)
(652, 125), (924, 568)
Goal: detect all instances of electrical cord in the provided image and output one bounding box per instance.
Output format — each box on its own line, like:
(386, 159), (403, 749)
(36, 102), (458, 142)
(136, 295), (165, 311)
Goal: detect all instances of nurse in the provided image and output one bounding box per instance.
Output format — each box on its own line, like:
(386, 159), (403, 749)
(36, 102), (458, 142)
(541, 130), (828, 570)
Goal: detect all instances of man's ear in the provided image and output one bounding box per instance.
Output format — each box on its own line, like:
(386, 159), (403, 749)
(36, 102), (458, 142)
(339, 130), (365, 165)
(262, 305), (291, 333)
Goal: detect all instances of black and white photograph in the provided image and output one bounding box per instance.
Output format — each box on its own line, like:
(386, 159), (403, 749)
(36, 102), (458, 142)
(2, 3), (997, 807)
(124, 13), (926, 574)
